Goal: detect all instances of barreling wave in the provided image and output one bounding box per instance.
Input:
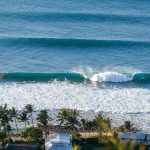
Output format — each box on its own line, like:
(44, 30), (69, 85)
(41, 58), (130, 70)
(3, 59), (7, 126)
(1, 37), (150, 47)
(0, 72), (150, 83)
(0, 72), (85, 82)
(90, 72), (150, 82)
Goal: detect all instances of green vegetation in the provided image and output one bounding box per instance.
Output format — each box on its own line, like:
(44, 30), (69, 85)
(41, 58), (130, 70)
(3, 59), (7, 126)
(57, 108), (79, 132)
(57, 108), (69, 126)
(18, 111), (30, 129)
(37, 109), (51, 138)
(10, 107), (19, 133)
(0, 104), (147, 150)
(25, 104), (35, 127)
(123, 120), (134, 131)
(20, 127), (42, 142)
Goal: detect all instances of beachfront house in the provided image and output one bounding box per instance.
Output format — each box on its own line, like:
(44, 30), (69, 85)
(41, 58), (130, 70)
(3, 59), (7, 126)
(45, 133), (72, 150)
(118, 132), (150, 145)
(118, 132), (146, 144)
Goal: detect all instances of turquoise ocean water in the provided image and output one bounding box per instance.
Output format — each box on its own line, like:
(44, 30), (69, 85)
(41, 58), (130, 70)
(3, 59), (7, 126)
(0, 0), (150, 130)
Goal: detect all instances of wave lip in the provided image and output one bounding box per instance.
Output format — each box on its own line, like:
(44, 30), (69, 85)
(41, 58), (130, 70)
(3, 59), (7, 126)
(90, 72), (133, 83)
(90, 72), (150, 83)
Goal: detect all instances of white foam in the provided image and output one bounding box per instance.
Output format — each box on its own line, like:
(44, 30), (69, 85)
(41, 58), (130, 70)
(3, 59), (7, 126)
(0, 81), (150, 130)
(0, 81), (149, 112)
(90, 72), (133, 82)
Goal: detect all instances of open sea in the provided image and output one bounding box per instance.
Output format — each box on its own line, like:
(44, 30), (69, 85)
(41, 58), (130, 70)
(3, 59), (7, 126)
(0, 0), (150, 130)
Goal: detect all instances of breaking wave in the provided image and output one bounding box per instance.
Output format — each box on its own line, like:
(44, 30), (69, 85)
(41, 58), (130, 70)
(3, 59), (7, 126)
(90, 72), (133, 82)
(0, 72), (150, 83)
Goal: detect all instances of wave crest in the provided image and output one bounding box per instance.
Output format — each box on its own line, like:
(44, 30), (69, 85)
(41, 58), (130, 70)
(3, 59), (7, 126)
(0, 72), (150, 83)
(90, 72), (133, 82)
(0, 37), (150, 48)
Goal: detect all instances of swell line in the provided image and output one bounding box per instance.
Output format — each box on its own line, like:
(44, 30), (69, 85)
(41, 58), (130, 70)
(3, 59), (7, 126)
(0, 37), (150, 47)
(0, 11), (150, 23)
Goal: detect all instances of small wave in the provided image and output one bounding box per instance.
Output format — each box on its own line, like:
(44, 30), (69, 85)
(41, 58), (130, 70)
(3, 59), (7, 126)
(0, 37), (150, 48)
(0, 11), (149, 23)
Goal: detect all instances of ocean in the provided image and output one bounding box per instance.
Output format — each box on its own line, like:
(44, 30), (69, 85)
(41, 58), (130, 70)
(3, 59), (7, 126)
(0, 0), (150, 130)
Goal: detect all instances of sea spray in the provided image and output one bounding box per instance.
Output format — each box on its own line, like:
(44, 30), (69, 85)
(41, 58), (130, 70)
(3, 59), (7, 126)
(90, 72), (133, 82)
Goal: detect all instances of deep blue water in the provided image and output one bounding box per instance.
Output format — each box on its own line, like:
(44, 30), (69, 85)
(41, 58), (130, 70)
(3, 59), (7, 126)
(0, 0), (150, 73)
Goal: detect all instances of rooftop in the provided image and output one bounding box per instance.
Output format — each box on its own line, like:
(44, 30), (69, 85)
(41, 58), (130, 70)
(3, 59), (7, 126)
(45, 133), (71, 144)
(45, 133), (72, 150)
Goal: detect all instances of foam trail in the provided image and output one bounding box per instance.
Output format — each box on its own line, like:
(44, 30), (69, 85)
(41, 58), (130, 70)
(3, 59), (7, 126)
(90, 72), (133, 82)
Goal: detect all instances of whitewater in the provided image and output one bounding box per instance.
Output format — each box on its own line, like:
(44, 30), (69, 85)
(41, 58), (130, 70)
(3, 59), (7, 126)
(1, 79), (150, 112)
(0, 79), (150, 131)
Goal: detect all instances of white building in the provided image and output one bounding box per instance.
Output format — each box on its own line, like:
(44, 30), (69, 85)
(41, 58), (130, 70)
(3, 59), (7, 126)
(45, 133), (72, 150)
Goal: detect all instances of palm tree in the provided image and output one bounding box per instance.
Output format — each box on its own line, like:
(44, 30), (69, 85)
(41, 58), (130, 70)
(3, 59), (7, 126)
(124, 121), (134, 131)
(66, 109), (79, 133)
(57, 108), (69, 126)
(25, 104), (34, 126)
(86, 121), (93, 138)
(0, 104), (12, 142)
(96, 114), (104, 138)
(80, 118), (87, 131)
(102, 117), (112, 132)
(10, 107), (18, 133)
(3, 124), (12, 137)
(36, 110), (52, 138)
(103, 117), (112, 139)
(0, 104), (12, 131)
(80, 118), (88, 138)
(18, 111), (30, 129)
